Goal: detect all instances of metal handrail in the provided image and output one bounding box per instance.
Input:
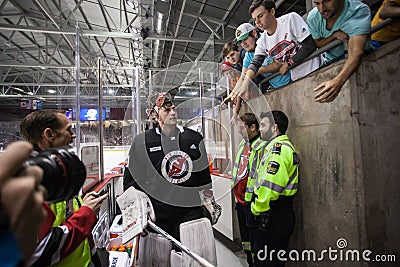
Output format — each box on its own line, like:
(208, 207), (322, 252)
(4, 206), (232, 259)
(258, 18), (397, 88)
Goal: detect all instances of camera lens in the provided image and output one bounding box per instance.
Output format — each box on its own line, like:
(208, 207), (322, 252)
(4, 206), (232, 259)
(25, 146), (86, 203)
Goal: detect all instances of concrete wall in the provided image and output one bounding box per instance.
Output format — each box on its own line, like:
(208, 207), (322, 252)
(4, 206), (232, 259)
(357, 41), (400, 263)
(241, 39), (400, 266)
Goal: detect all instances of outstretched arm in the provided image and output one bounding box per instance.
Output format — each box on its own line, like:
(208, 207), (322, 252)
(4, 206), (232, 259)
(256, 61), (282, 76)
(222, 67), (257, 106)
(313, 30), (349, 48)
(314, 34), (367, 103)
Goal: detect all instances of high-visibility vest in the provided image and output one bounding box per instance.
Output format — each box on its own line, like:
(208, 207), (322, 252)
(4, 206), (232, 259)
(251, 135), (299, 215)
(232, 136), (265, 253)
(231, 139), (247, 188)
(231, 137), (266, 202)
(49, 197), (92, 267)
(244, 138), (266, 203)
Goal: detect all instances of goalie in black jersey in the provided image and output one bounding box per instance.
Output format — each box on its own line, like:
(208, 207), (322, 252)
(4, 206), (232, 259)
(123, 92), (221, 240)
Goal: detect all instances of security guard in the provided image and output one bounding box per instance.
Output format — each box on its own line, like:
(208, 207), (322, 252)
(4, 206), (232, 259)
(250, 110), (299, 267)
(231, 113), (265, 266)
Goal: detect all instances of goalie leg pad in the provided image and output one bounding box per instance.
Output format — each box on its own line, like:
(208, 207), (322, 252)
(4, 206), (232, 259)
(136, 233), (172, 267)
(170, 250), (183, 267)
(179, 218), (217, 267)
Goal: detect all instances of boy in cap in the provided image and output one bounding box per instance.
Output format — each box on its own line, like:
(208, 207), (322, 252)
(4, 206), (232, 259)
(231, 22), (292, 104)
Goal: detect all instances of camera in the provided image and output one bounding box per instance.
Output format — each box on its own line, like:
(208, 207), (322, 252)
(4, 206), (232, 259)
(24, 146), (86, 203)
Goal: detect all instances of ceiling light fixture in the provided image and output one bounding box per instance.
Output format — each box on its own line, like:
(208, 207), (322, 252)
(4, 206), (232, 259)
(130, 26), (139, 34)
(188, 91), (198, 96)
(126, 0), (136, 10)
(10, 86), (32, 95)
(48, 89), (56, 94)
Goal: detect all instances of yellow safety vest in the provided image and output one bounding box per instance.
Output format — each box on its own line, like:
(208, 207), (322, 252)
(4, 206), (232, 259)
(231, 139), (247, 188)
(231, 136), (265, 252)
(244, 138), (266, 203)
(49, 197), (92, 267)
(251, 135), (299, 215)
(231, 137), (265, 185)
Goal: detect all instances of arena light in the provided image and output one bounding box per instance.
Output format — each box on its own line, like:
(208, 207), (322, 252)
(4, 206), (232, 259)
(126, 0), (136, 10)
(130, 26), (139, 34)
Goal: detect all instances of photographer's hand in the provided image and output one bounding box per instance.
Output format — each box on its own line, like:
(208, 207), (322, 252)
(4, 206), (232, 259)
(0, 141), (47, 262)
(82, 191), (108, 213)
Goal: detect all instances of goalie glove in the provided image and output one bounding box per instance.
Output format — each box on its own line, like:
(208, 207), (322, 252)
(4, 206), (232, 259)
(199, 189), (222, 225)
(116, 187), (155, 243)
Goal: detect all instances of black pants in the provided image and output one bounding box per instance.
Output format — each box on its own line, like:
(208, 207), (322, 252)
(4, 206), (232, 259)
(236, 203), (254, 266)
(251, 210), (295, 267)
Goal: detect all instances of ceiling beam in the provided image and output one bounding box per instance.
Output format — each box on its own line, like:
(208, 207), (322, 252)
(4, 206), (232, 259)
(0, 45), (71, 53)
(0, 82), (134, 87)
(0, 24), (229, 44)
(182, 11), (237, 30)
(0, 94), (134, 99)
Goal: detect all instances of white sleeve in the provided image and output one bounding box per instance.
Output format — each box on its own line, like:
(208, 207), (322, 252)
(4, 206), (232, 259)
(289, 12), (311, 43)
(254, 33), (269, 57)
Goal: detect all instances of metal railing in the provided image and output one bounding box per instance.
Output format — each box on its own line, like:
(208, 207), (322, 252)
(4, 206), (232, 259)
(258, 18), (397, 89)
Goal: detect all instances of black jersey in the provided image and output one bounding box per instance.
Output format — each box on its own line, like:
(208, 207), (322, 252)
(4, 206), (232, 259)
(123, 126), (212, 234)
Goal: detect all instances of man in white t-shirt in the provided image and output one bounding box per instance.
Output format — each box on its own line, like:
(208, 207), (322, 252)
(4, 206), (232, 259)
(252, 12), (321, 81)
(223, 0), (322, 107)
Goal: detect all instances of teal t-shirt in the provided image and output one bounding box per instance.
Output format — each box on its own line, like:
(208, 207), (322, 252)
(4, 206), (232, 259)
(307, 0), (371, 63)
(244, 51), (291, 89)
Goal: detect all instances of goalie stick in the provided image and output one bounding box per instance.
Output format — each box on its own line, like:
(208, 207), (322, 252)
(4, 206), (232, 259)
(147, 220), (216, 267)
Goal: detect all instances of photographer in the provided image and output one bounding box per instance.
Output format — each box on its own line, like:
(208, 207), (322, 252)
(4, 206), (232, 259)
(20, 110), (108, 267)
(0, 141), (47, 266)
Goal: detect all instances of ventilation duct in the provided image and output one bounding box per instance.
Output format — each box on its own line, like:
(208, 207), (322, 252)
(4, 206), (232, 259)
(153, 0), (170, 68)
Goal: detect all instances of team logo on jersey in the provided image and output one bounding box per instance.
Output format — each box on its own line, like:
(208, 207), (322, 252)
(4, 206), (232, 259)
(161, 150), (193, 184)
(236, 155), (249, 180)
(270, 40), (297, 62)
